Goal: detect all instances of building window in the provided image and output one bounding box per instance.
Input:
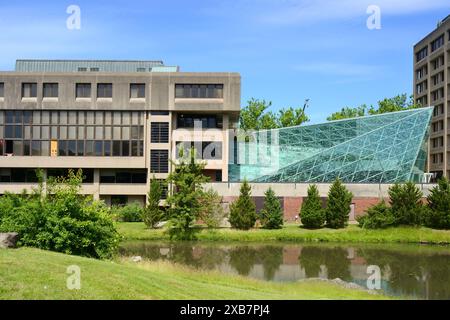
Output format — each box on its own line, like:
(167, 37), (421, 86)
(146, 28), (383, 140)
(76, 83), (91, 98)
(177, 114), (222, 129)
(97, 83), (112, 98)
(78, 67), (87, 72)
(416, 47), (428, 62)
(90, 67), (99, 72)
(151, 122), (169, 143)
(130, 84), (145, 98)
(22, 83), (37, 98)
(150, 150), (169, 173)
(43, 83), (58, 98)
(431, 34), (444, 52)
(0, 82), (4, 97)
(176, 141), (222, 160)
(175, 84), (224, 99)
(150, 111), (169, 115)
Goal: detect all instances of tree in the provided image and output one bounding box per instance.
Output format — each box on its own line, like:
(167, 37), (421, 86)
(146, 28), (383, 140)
(277, 107), (309, 128)
(229, 180), (257, 230)
(166, 147), (209, 239)
(326, 178), (353, 229)
(300, 184), (325, 229)
(357, 201), (395, 229)
(327, 94), (421, 121)
(239, 98), (309, 130)
(198, 188), (227, 228)
(327, 105), (367, 121)
(424, 178), (450, 229)
(388, 182), (424, 226)
(259, 187), (283, 229)
(142, 177), (165, 229)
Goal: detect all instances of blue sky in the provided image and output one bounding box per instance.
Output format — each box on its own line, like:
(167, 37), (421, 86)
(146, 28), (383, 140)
(0, 0), (449, 123)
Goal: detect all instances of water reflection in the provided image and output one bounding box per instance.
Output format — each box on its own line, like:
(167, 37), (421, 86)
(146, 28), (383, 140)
(119, 242), (450, 299)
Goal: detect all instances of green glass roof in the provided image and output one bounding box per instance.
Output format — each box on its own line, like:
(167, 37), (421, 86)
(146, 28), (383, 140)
(229, 107), (433, 183)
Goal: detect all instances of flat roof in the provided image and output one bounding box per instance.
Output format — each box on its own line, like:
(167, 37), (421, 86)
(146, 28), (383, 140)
(15, 59), (179, 73)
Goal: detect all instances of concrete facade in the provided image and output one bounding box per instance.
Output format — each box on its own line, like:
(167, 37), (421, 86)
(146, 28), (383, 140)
(413, 15), (450, 179)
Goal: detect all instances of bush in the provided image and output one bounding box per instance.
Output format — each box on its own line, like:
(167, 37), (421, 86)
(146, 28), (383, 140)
(229, 180), (256, 230)
(357, 201), (395, 229)
(259, 187), (283, 229)
(424, 178), (450, 229)
(142, 178), (166, 228)
(300, 184), (325, 229)
(0, 170), (119, 259)
(198, 188), (227, 228)
(111, 202), (143, 222)
(326, 178), (353, 229)
(389, 182), (423, 226)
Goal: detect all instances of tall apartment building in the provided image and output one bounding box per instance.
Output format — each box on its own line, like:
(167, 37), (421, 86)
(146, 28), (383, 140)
(0, 60), (240, 205)
(414, 15), (450, 179)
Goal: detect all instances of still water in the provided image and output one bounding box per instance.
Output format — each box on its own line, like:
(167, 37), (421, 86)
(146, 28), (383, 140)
(119, 241), (450, 299)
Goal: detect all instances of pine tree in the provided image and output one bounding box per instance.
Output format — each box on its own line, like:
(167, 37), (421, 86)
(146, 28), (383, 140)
(229, 180), (256, 230)
(142, 177), (165, 229)
(259, 187), (283, 229)
(388, 182), (423, 226)
(300, 184), (325, 229)
(326, 178), (353, 229)
(425, 178), (450, 229)
(166, 147), (209, 239)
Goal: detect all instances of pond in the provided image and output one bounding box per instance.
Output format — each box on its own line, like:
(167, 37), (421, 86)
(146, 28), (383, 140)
(119, 241), (450, 300)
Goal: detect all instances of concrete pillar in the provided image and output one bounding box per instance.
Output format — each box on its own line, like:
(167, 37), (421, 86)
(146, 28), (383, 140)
(93, 169), (100, 200)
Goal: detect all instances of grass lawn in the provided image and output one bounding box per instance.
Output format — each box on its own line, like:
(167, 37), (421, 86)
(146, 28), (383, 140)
(0, 247), (389, 300)
(117, 222), (450, 244)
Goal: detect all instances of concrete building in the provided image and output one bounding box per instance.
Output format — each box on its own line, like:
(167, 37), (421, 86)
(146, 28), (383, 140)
(0, 59), (241, 206)
(414, 15), (450, 179)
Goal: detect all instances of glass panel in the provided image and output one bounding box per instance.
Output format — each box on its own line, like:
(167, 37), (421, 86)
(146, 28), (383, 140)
(68, 126), (77, 139)
(95, 112), (103, 125)
(85, 141), (94, 156)
(42, 111), (50, 124)
(78, 127), (84, 139)
(139, 126), (144, 139)
(67, 140), (76, 156)
(112, 141), (121, 156)
(51, 127), (58, 139)
(86, 126), (94, 139)
(33, 111), (40, 124)
(77, 141), (84, 156)
(31, 141), (40, 156)
(104, 112), (112, 125)
(95, 141), (103, 156)
(132, 112), (139, 125)
(122, 112), (130, 125)
(131, 140), (138, 156)
(41, 126), (50, 139)
(104, 126), (111, 139)
(23, 140), (30, 156)
(51, 111), (58, 124)
(13, 141), (23, 156)
(68, 111), (77, 124)
(121, 141), (129, 156)
(78, 111), (85, 125)
(113, 127), (121, 140)
(104, 141), (111, 156)
(41, 141), (49, 156)
(95, 127), (103, 139)
(86, 111), (94, 125)
(59, 126), (67, 139)
(32, 126), (40, 139)
(131, 126), (139, 139)
(24, 126), (31, 139)
(23, 111), (32, 124)
(122, 126), (130, 140)
(113, 112), (121, 125)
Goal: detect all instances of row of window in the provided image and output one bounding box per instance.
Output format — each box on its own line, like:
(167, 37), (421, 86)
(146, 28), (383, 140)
(431, 88), (444, 102)
(432, 136), (444, 148)
(431, 34), (445, 52)
(100, 170), (147, 184)
(177, 114), (223, 129)
(1, 110), (145, 126)
(150, 150), (169, 173)
(0, 139), (144, 157)
(151, 122), (169, 143)
(432, 120), (444, 133)
(416, 66), (427, 80)
(432, 55), (444, 70)
(0, 82), (224, 100)
(175, 141), (223, 160)
(416, 47), (428, 62)
(431, 153), (444, 164)
(432, 72), (444, 86)
(433, 104), (444, 117)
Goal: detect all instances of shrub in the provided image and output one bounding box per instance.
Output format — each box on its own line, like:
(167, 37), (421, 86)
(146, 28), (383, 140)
(0, 170), (119, 259)
(300, 184), (325, 229)
(229, 180), (256, 230)
(259, 187), (283, 229)
(326, 178), (353, 229)
(357, 200), (395, 229)
(424, 178), (450, 229)
(111, 202), (143, 222)
(198, 188), (227, 228)
(389, 182), (423, 226)
(142, 178), (166, 228)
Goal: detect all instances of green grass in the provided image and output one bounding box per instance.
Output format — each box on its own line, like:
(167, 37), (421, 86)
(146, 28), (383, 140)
(0, 247), (389, 300)
(117, 222), (450, 244)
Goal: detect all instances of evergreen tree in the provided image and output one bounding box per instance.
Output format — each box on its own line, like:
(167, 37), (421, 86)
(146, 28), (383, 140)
(388, 182), (423, 226)
(229, 180), (256, 230)
(326, 178), (353, 229)
(300, 184), (325, 229)
(425, 178), (450, 229)
(259, 187), (283, 229)
(166, 147), (209, 239)
(142, 177), (165, 229)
